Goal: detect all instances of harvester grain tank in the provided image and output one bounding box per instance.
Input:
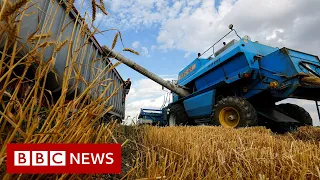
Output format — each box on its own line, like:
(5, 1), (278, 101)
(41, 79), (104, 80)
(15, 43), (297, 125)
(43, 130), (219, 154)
(103, 24), (320, 131)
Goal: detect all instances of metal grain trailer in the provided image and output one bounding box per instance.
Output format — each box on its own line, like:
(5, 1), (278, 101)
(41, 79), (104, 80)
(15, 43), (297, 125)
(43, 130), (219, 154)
(0, 0), (126, 121)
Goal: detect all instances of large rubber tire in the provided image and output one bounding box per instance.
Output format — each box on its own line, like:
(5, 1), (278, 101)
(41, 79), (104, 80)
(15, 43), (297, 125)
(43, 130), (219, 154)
(214, 97), (258, 128)
(168, 103), (189, 126)
(276, 103), (313, 126)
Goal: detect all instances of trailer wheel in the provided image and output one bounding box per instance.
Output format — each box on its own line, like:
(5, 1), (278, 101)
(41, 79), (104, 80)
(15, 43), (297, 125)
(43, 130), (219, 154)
(214, 97), (258, 128)
(276, 103), (313, 126)
(168, 103), (189, 126)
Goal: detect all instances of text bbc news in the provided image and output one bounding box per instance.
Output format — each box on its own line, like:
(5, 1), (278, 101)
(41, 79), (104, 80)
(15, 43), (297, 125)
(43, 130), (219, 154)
(14, 151), (114, 166)
(7, 144), (121, 174)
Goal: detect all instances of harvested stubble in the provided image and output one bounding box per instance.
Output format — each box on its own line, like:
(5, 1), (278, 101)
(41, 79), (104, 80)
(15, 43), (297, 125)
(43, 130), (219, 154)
(291, 126), (320, 142)
(124, 125), (320, 180)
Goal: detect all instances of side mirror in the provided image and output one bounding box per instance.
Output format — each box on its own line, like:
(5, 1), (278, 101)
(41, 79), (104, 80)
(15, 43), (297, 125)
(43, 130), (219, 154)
(229, 24), (234, 30)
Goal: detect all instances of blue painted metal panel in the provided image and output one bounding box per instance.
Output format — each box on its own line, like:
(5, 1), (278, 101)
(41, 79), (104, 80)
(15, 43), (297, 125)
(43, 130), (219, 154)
(243, 48), (320, 100)
(240, 40), (278, 70)
(183, 90), (215, 117)
(178, 58), (210, 83)
(178, 39), (280, 88)
(224, 54), (248, 75)
(179, 45), (242, 86)
(138, 109), (166, 125)
(177, 39), (277, 94)
(259, 49), (298, 77)
(194, 53), (250, 91)
(173, 93), (179, 102)
(286, 49), (320, 76)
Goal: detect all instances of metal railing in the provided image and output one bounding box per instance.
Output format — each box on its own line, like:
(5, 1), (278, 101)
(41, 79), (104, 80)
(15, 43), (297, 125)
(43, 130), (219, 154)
(198, 24), (241, 58)
(316, 101), (320, 121)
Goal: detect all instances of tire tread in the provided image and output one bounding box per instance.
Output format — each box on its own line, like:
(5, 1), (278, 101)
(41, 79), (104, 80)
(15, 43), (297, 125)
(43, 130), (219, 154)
(214, 96), (258, 127)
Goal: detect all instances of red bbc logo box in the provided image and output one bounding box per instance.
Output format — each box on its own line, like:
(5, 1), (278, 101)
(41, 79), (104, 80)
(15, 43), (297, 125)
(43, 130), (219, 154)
(6, 144), (121, 174)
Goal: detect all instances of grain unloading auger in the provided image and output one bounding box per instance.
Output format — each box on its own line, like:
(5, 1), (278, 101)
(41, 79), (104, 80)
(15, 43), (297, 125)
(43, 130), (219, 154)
(101, 47), (190, 98)
(102, 25), (320, 132)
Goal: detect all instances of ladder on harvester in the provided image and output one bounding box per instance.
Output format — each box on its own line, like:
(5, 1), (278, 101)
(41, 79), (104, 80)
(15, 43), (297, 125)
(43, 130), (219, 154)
(316, 101), (320, 121)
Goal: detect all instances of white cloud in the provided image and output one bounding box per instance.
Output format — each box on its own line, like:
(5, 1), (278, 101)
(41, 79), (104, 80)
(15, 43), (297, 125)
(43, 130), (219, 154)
(103, 0), (168, 30)
(141, 46), (150, 57)
(151, 45), (157, 51)
(157, 0), (320, 55)
(266, 29), (284, 41)
(102, 0), (320, 56)
(123, 76), (175, 124)
(132, 41), (140, 49)
(126, 77), (174, 100)
(184, 52), (191, 58)
(131, 41), (150, 57)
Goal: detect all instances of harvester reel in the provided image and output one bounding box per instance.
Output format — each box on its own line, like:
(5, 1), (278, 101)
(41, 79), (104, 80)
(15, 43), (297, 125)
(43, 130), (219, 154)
(214, 97), (258, 128)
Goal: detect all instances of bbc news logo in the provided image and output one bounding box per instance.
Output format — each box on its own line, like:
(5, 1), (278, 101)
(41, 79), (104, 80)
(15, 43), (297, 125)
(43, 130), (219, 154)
(7, 144), (121, 174)
(14, 151), (67, 166)
(13, 151), (113, 166)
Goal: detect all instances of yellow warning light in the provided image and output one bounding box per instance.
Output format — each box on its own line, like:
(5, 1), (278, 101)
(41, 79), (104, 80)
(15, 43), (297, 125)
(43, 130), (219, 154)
(269, 81), (279, 89)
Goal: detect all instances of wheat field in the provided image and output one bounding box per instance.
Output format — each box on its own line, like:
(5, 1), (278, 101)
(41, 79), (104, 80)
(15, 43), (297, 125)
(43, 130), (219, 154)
(122, 125), (320, 180)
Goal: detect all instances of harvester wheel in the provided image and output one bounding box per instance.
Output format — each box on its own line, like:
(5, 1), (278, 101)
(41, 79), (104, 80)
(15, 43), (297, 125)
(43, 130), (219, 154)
(168, 103), (189, 126)
(214, 97), (258, 128)
(276, 103), (313, 126)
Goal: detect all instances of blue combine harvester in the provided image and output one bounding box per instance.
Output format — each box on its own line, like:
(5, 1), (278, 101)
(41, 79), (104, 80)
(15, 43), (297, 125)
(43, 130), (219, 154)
(103, 24), (320, 132)
(137, 109), (167, 126)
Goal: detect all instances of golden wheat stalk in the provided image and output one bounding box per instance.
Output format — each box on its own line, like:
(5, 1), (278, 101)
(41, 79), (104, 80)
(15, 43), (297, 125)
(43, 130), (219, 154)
(123, 48), (140, 55)
(98, 0), (108, 16)
(111, 32), (119, 49)
(38, 41), (56, 48)
(96, 4), (108, 16)
(66, 0), (75, 14)
(92, 0), (96, 22)
(1, 0), (29, 21)
(54, 39), (68, 53)
(29, 33), (52, 41)
(81, 23), (88, 37)
(99, 0), (105, 9)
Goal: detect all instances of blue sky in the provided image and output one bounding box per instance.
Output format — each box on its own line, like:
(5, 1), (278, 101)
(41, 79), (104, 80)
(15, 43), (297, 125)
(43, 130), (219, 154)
(75, 0), (320, 125)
